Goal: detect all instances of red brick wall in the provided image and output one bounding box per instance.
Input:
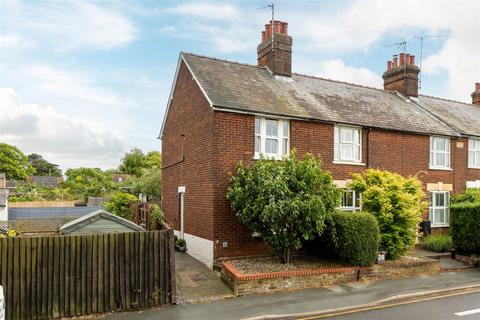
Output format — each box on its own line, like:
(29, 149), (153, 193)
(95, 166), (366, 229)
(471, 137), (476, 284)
(161, 61), (215, 241)
(211, 113), (478, 258)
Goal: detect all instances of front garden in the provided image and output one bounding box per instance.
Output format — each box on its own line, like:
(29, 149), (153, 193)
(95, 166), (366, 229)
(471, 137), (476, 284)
(222, 152), (470, 295)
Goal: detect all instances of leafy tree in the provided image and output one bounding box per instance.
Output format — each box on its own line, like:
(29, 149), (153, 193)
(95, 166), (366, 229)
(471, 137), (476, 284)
(119, 148), (146, 176)
(349, 169), (426, 259)
(118, 149), (161, 176)
(103, 191), (138, 221)
(130, 166), (161, 198)
(227, 152), (340, 263)
(150, 203), (164, 230)
(63, 167), (114, 201)
(144, 151), (162, 169)
(0, 143), (35, 180)
(28, 153), (62, 176)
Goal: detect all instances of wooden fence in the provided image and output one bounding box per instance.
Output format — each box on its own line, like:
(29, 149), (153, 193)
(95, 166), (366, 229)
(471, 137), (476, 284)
(0, 230), (176, 319)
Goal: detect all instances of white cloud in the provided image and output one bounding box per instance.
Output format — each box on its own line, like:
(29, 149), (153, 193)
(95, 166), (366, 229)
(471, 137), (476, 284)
(22, 65), (130, 106)
(164, 3), (240, 20)
(0, 33), (36, 51)
(296, 59), (383, 88)
(0, 87), (126, 169)
(2, 0), (137, 51)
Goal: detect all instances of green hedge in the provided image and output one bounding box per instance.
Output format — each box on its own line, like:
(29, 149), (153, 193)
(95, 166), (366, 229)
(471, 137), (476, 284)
(327, 211), (380, 266)
(450, 202), (480, 253)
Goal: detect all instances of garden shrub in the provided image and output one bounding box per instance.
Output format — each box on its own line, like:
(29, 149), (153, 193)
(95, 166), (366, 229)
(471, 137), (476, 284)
(451, 188), (480, 204)
(227, 151), (340, 263)
(103, 191), (138, 221)
(325, 211), (380, 266)
(350, 169), (426, 259)
(422, 234), (453, 252)
(450, 202), (480, 253)
(150, 203), (164, 230)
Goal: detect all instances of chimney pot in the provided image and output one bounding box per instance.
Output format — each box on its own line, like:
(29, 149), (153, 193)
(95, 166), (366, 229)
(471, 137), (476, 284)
(387, 61), (392, 70)
(399, 53), (406, 66)
(393, 55), (398, 66)
(406, 54), (411, 64)
(472, 82), (480, 105)
(410, 55), (415, 65)
(476, 82), (480, 91)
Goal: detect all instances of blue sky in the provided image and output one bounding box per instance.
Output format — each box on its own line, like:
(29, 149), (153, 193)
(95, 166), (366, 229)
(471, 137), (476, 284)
(0, 0), (479, 170)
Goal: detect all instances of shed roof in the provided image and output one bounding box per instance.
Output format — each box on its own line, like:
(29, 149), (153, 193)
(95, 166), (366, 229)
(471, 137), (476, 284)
(164, 52), (479, 138)
(8, 206), (101, 220)
(59, 209), (144, 235)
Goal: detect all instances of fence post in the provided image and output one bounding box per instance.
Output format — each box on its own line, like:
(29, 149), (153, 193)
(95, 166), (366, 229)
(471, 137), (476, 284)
(167, 229), (177, 304)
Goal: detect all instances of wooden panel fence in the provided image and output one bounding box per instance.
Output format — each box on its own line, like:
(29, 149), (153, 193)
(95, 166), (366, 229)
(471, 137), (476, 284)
(0, 230), (176, 319)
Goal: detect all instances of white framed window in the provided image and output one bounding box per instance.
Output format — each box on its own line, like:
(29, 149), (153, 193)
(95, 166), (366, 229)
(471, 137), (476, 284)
(429, 191), (450, 227)
(334, 125), (361, 163)
(429, 136), (451, 169)
(468, 137), (480, 168)
(254, 117), (289, 160)
(339, 189), (361, 212)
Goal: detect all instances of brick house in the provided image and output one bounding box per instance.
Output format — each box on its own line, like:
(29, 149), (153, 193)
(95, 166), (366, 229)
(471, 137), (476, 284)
(160, 21), (480, 267)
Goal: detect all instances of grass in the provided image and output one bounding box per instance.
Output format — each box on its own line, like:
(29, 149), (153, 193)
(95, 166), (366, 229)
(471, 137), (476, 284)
(422, 234), (453, 252)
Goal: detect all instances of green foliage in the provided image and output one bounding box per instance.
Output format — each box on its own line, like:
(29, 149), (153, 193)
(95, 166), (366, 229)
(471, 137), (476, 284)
(227, 152), (340, 263)
(150, 203), (164, 230)
(176, 238), (186, 247)
(0, 143), (35, 180)
(350, 169), (426, 259)
(422, 234), (453, 252)
(119, 149), (161, 177)
(130, 166), (161, 198)
(450, 202), (480, 253)
(324, 211), (380, 266)
(451, 188), (480, 204)
(103, 191), (138, 221)
(64, 167), (114, 202)
(28, 153), (62, 176)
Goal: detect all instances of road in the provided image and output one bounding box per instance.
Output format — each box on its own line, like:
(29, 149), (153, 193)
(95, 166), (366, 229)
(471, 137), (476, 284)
(294, 289), (480, 320)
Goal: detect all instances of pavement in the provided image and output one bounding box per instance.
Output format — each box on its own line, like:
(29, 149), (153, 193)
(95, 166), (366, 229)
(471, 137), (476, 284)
(174, 252), (234, 304)
(104, 267), (480, 320)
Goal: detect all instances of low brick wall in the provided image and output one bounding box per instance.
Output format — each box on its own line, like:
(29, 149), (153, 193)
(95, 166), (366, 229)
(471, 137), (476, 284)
(222, 257), (440, 296)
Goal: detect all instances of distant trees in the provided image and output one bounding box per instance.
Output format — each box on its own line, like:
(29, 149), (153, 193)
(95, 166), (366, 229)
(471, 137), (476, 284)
(63, 167), (114, 202)
(0, 143), (35, 180)
(119, 149), (161, 177)
(28, 153), (62, 176)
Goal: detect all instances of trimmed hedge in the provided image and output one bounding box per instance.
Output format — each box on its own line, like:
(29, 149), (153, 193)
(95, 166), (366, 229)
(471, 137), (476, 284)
(328, 211), (380, 266)
(450, 202), (480, 253)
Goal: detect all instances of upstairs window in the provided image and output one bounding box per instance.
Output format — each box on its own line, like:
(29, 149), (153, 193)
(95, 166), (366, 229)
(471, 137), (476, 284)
(429, 191), (450, 227)
(430, 136), (450, 169)
(334, 125), (361, 163)
(254, 118), (289, 160)
(339, 189), (361, 212)
(469, 138), (480, 168)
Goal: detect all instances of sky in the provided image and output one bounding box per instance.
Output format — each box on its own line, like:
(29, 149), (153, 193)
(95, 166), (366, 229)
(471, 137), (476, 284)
(0, 0), (479, 171)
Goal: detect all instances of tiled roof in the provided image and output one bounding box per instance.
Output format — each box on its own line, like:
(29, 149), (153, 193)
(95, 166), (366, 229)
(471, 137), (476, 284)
(8, 206), (101, 220)
(181, 52), (478, 137)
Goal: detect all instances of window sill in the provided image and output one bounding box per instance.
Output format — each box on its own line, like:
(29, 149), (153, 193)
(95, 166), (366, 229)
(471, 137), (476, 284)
(431, 224), (450, 228)
(253, 154), (283, 161)
(428, 166), (452, 171)
(333, 161), (366, 166)
(468, 166), (480, 170)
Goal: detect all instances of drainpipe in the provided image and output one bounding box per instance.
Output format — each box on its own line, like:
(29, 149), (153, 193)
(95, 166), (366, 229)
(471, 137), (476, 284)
(366, 128), (372, 167)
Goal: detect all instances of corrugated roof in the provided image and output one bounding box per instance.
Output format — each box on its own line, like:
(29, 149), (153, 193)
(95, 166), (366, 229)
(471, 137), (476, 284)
(180, 52), (478, 137)
(8, 206), (101, 220)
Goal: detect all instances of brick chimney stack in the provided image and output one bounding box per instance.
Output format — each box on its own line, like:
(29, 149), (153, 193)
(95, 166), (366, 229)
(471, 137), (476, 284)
(471, 82), (480, 105)
(257, 21), (292, 77)
(382, 53), (420, 97)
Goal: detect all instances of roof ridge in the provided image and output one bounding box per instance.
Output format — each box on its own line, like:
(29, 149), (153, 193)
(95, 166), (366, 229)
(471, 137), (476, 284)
(419, 93), (472, 106)
(291, 72), (385, 92)
(181, 51), (265, 70)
